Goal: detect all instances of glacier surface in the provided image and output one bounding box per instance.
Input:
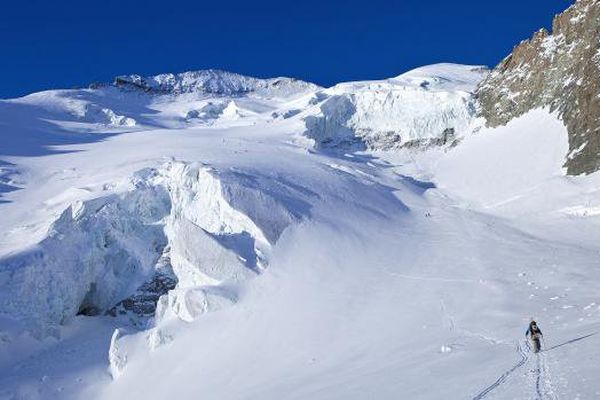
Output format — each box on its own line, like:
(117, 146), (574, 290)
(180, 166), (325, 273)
(1, 65), (600, 400)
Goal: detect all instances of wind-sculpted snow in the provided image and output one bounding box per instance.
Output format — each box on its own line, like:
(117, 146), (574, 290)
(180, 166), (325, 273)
(7, 89), (139, 129)
(0, 162), (310, 336)
(304, 64), (488, 151)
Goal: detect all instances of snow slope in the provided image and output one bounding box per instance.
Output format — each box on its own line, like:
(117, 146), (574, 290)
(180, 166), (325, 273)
(1, 67), (600, 400)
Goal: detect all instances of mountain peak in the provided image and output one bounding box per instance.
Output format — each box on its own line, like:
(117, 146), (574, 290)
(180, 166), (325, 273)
(110, 69), (320, 97)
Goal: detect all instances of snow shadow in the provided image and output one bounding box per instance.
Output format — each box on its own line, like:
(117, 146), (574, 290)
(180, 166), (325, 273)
(0, 160), (21, 204)
(396, 174), (437, 194)
(207, 231), (261, 271)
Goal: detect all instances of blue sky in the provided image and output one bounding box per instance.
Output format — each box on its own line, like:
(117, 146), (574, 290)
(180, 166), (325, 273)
(1, 0), (573, 98)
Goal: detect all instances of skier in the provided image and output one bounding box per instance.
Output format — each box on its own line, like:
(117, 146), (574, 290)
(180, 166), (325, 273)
(526, 320), (544, 353)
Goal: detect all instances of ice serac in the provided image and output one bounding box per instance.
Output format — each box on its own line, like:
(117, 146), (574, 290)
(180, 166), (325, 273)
(477, 0), (600, 175)
(0, 162), (310, 334)
(304, 64), (489, 151)
(0, 171), (171, 334)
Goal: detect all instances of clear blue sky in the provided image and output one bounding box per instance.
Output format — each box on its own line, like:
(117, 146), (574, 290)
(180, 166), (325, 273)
(1, 0), (573, 98)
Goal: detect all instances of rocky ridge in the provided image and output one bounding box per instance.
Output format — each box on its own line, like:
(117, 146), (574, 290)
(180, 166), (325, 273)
(477, 0), (600, 175)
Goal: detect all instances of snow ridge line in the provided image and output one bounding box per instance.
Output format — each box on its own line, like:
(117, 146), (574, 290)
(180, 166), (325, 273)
(472, 341), (529, 400)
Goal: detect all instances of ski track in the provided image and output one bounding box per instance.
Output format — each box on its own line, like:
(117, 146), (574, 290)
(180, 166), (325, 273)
(530, 350), (559, 400)
(544, 332), (597, 352)
(472, 341), (529, 400)
(473, 334), (599, 400)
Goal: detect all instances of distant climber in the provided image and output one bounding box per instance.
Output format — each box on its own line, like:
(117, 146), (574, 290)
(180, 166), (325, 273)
(526, 320), (544, 353)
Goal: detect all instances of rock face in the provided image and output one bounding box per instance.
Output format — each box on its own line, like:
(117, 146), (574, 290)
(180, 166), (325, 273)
(477, 0), (600, 175)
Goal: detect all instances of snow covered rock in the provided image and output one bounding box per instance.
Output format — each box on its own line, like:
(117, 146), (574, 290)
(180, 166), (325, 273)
(84, 105), (137, 127)
(114, 69), (319, 98)
(304, 64), (488, 151)
(185, 101), (231, 122)
(107, 271), (177, 323)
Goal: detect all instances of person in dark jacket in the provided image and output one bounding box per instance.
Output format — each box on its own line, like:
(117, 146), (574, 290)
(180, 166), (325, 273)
(526, 320), (543, 353)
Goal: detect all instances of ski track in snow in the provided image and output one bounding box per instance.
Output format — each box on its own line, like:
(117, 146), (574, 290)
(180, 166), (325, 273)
(472, 342), (530, 400)
(473, 333), (598, 400)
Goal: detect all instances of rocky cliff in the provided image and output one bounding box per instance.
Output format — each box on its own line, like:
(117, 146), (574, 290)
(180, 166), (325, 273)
(477, 0), (600, 175)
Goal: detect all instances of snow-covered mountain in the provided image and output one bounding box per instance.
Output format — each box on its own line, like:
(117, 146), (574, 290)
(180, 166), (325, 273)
(110, 69), (320, 97)
(2, 2), (600, 399)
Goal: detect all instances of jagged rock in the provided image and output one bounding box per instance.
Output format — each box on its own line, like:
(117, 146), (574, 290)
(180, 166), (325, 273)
(477, 0), (600, 175)
(106, 271), (177, 321)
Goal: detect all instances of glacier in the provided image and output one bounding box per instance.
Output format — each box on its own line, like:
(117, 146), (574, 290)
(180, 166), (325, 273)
(1, 64), (600, 400)
(304, 64), (489, 150)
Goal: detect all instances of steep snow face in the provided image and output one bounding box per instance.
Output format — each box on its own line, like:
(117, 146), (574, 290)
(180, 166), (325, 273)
(0, 161), (309, 335)
(304, 64), (489, 150)
(162, 162), (308, 288)
(433, 108), (570, 210)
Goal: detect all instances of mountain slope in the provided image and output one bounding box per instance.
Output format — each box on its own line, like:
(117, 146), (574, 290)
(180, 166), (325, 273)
(477, 0), (600, 175)
(1, 40), (600, 400)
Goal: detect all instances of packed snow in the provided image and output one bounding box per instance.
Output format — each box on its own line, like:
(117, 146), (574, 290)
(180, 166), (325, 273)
(1, 65), (600, 400)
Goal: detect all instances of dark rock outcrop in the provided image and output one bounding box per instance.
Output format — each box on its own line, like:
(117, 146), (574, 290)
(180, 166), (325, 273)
(106, 271), (177, 322)
(477, 0), (600, 175)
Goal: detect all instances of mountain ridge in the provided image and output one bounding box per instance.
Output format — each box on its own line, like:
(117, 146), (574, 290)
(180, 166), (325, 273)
(476, 0), (600, 175)
(100, 68), (321, 97)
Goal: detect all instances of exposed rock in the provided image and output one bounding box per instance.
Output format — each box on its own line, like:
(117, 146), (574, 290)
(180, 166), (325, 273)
(106, 272), (177, 322)
(477, 0), (600, 175)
